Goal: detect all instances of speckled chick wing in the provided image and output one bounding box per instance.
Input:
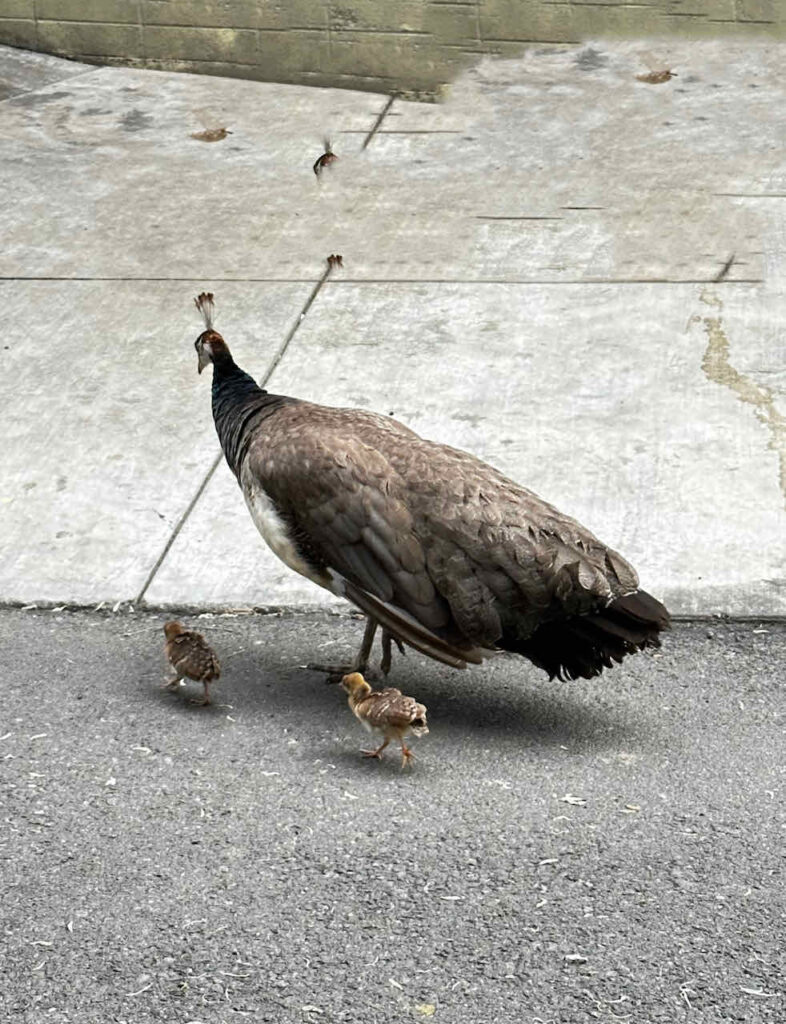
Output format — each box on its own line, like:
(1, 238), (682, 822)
(351, 686), (429, 740)
(165, 630), (221, 683)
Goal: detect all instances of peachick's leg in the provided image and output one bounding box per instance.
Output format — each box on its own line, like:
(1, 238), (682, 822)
(189, 681), (211, 706)
(307, 617), (379, 681)
(399, 741), (415, 769)
(362, 736), (390, 760)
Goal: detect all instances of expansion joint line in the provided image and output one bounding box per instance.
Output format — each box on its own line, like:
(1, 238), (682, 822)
(362, 96), (395, 149)
(135, 265), (334, 605)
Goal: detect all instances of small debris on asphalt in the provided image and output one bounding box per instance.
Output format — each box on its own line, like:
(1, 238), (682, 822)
(125, 981), (154, 997)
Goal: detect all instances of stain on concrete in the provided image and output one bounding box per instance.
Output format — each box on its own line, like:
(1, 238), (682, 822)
(120, 108), (153, 132)
(11, 90), (71, 107)
(698, 294), (786, 511)
(81, 107), (111, 116)
(452, 412), (484, 426)
(329, 5), (361, 30)
(574, 48), (607, 72)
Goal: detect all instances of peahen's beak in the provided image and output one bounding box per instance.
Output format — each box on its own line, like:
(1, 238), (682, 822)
(197, 347), (211, 374)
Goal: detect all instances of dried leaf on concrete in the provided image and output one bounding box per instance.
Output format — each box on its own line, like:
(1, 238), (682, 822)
(636, 70), (676, 84)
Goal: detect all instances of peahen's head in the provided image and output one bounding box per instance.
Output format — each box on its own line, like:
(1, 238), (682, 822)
(193, 292), (232, 374)
(195, 328), (229, 374)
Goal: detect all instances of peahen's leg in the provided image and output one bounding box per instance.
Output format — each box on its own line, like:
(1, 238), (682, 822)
(380, 631), (406, 676)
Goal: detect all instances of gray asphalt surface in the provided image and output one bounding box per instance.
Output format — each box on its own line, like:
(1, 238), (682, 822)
(1, 608), (783, 1024)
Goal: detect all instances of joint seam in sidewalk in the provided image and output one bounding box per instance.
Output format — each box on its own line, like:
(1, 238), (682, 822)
(0, 64), (104, 107)
(135, 263), (334, 605)
(2, 598), (785, 624)
(0, 276), (765, 285)
(361, 95), (395, 149)
(0, 276), (323, 283)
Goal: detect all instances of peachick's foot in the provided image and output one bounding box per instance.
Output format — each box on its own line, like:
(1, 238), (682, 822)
(400, 745), (415, 769)
(361, 738), (390, 760)
(189, 683), (211, 706)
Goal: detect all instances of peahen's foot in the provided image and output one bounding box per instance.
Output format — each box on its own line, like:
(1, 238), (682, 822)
(307, 617), (383, 683)
(307, 662), (380, 684)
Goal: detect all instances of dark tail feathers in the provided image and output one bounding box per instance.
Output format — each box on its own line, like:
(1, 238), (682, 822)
(516, 589), (670, 681)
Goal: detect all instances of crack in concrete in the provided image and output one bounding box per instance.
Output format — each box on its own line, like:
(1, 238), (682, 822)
(698, 291), (786, 512)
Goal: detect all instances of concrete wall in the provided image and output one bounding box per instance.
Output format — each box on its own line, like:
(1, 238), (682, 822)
(1, 1), (783, 97)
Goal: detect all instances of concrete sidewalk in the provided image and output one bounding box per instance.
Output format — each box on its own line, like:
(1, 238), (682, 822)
(1, 40), (784, 616)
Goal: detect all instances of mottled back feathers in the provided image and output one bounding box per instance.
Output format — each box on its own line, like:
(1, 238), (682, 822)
(164, 622), (221, 682)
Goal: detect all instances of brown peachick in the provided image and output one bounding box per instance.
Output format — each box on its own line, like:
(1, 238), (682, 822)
(163, 621), (221, 705)
(193, 293), (670, 683)
(341, 672), (428, 767)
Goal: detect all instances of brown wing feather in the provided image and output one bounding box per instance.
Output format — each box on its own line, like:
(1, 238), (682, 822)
(381, 435), (643, 647)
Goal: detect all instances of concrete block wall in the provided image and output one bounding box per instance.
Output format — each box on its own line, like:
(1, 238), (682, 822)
(1, 0), (783, 96)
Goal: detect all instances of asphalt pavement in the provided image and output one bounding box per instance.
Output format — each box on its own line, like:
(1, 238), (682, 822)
(1, 608), (783, 1023)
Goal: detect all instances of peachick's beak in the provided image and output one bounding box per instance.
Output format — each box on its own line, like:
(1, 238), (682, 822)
(197, 348), (211, 374)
